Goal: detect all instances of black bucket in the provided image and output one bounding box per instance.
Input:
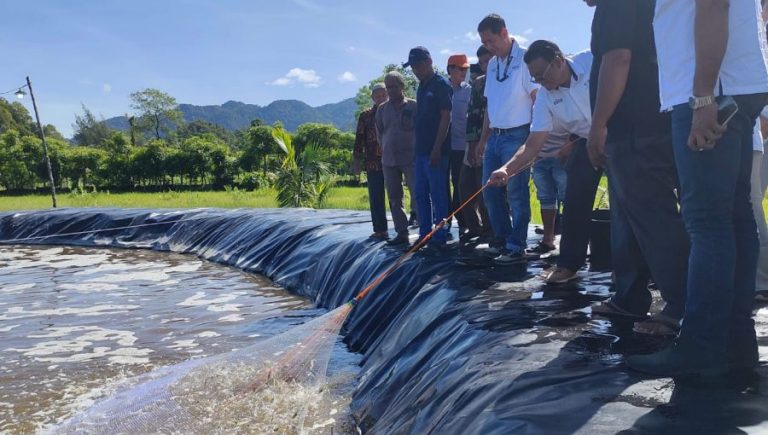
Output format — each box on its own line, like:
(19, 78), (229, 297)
(589, 208), (611, 271)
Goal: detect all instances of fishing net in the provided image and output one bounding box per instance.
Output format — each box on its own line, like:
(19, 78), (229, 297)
(47, 303), (353, 434)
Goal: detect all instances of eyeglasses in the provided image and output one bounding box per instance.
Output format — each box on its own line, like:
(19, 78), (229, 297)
(530, 61), (554, 84)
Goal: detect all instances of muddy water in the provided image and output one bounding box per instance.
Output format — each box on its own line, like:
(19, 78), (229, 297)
(0, 246), (359, 434)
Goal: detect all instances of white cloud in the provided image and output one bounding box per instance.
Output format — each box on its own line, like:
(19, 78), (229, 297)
(524, 28), (534, 35)
(337, 71), (357, 83)
(292, 0), (322, 12)
(346, 46), (356, 53)
(468, 56), (479, 64)
(465, 31), (481, 42)
(511, 34), (530, 45)
(440, 49), (451, 55)
(267, 68), (322, 88)
(102, 83), (112, 93)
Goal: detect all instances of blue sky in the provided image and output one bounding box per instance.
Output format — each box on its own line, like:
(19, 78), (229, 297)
(2, 1), (594, 137)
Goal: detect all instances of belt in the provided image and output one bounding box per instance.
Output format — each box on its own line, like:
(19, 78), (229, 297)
(490, 124), (530, 135)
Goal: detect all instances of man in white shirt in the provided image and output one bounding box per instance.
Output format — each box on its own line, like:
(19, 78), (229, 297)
(477, 13), (540, 265)
(488, 41), (601, 284)
(627, 0), (768, 377)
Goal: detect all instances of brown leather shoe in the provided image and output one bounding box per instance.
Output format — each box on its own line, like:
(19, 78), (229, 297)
(545, 266), (578, 285)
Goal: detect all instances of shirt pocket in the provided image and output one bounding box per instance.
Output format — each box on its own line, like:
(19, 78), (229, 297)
(400, 109), (415, 132)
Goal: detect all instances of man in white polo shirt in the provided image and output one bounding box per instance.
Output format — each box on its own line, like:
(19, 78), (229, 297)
(488, 41), (602, 285)
(627, 0), (768, 377)
(477, 13), (539, 265)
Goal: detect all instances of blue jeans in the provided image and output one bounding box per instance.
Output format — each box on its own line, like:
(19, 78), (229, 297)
(672, 93), (768, 353)
(414, 154), (450, 242)
(482, 127), (531, 254)
(533, 157), (567, 210)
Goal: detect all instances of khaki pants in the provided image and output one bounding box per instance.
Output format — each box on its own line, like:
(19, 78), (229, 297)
(383, 164), (415, 236)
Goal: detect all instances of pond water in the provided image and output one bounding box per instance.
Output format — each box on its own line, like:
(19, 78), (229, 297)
(0, 245), (360, 434)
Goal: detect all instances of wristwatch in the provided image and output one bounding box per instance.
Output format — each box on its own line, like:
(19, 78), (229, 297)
(688, 95), (716, 110)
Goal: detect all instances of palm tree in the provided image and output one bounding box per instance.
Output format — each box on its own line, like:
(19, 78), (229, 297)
(272, 129), (335, 208)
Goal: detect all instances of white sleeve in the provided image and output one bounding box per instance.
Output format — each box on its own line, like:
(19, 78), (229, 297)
(530, 96), (553, 133)
(522, 65), (540, 96)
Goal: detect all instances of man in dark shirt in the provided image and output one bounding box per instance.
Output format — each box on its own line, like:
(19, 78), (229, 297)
(404, 46), (453, 246)
(353, 83), (389, 240)
(461, 46), (494, 240)
(586, 0), (690, 336)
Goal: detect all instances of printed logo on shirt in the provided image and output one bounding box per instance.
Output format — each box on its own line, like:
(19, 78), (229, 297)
(553, 98), (564, 105)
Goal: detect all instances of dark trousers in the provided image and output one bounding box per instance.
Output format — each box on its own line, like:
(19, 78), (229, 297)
(672, 93), (768, 354)
(606, 134), (689, 320)
(459, 163), (492, 235)
(449, 150), (468, 228)
(558, 139), (603, 271)
(367, 169), (387, 233)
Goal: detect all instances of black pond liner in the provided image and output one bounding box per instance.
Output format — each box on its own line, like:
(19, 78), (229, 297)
(1, 207), (768, 434)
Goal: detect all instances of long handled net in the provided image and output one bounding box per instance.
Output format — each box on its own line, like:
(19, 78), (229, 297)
(47, 157), (538, 434)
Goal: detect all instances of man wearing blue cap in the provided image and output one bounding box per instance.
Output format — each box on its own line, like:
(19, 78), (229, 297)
(404, 46), (453, 247)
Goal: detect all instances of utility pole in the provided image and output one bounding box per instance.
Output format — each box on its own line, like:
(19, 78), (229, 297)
(26, 76), (57, 208)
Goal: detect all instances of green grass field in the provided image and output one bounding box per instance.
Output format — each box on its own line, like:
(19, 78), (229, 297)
(0, 186), (548, 224)
(8, 179), (760, 227)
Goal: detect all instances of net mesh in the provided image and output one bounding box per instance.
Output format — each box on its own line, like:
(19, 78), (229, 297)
(46, 303), (353, 434)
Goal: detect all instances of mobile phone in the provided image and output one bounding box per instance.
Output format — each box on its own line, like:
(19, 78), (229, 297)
(716, 95), (739, 125)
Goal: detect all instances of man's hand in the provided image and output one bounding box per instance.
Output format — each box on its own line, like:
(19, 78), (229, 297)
(351, 158), (362, 175)
(430, 148), (441, 167)
(587, 125), (607, 169)
(466, 142), (478, 167)
(557, 141), (574, 165)
(489, 167), (509, 186)
(475, 142), (486, 167)
(687, 103), (726, 151)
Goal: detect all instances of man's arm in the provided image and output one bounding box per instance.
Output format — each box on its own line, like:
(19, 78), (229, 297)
(689, 0), (730, 150)
(587, 49), (631, 168)
(430, 110), (451, 166)
(488, 131), (548, 185)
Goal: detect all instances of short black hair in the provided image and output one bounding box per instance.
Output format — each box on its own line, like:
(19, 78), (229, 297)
(477, 14), (505, 35)
(470, 63), (483, 75)
(523, 40), (564, 64)
(476, 45), (491, 58)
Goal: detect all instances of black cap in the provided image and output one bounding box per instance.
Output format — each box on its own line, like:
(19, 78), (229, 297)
(403, 46), (431, 68)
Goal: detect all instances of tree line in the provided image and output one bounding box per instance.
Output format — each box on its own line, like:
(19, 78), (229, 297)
(0, 89), (355, 193)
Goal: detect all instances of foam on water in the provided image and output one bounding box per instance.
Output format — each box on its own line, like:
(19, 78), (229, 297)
(0, 245), (358, 434)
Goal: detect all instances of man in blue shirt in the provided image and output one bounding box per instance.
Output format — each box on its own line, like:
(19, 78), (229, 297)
(404, 46), (453, 246)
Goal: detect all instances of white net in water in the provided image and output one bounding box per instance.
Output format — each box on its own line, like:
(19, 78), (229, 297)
(46, 303), (353, 435)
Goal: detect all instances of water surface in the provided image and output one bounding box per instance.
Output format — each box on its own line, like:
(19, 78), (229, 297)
(0, 245), (359, 434)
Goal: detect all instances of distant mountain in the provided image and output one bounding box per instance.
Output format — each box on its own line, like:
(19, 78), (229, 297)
(104, 97), (357, 133)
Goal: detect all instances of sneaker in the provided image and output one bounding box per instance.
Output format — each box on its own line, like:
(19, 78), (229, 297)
(483, 246), (504, 257)
(493, 251), (526, 266)
(409, 236), (428, 250)
(625, 339), (728, 377)
(545, 266), (578, 285)
(428, 238), (449, 249)
(386, 233), (409, 246)
(527, 242), (556, 255)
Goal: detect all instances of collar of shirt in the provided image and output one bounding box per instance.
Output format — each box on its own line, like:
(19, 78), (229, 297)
(492, 40), (524, 78)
